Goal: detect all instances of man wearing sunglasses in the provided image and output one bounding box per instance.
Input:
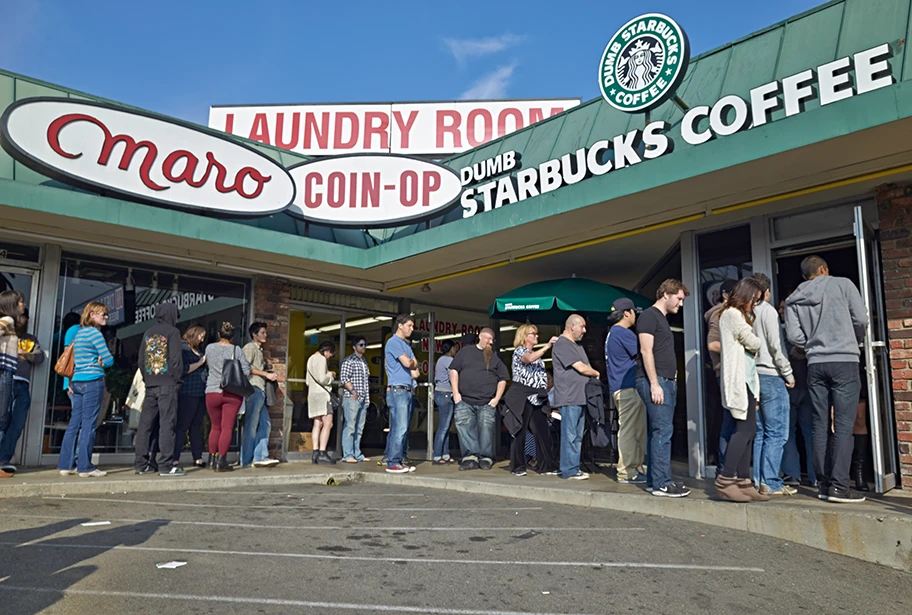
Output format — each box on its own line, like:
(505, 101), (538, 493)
(340, 335), (372, 463)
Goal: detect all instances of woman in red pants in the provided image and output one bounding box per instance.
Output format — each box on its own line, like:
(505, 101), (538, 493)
(204, 322), (251, 472)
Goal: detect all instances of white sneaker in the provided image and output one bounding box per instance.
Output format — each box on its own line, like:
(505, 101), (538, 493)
(0, 464), (16, 473)
(59, 469), (76, 476)
(253, 458), (280, 468)
(568, 472), (590, 480)
(77, 469), (107, 478)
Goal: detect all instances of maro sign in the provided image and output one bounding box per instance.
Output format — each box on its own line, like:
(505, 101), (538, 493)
(0, 98), (296, 216)
(287, 154), (462, 226)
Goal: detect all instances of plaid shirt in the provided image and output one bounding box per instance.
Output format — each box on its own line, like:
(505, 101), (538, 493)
(340, 353), (370, 399)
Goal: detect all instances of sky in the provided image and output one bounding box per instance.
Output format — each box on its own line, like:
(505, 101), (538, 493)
(1, 1), (825, 127)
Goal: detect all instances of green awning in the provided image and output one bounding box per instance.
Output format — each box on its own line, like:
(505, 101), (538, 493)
(490, 278), (651, 324)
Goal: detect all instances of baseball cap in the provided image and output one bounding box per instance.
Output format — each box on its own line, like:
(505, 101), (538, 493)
(611, 297), (637, 313)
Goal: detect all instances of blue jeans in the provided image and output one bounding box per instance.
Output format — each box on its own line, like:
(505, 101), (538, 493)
(385, 388), (412, 467)
(636, 377), (677, 489)
(807, 362), (861, 491)
(454, 401), (495, 462)
(433, 392), (455, 460)
(558, 404), (585, 478)
(58, 379), (105, 473)
(0, 379), (29, 463)
(240, 388), (270, 466)
(753, 375), (790, 491)
(0, 370), (13, 452)
(342, 396), (368, 461)
(781, 387), (816, 484)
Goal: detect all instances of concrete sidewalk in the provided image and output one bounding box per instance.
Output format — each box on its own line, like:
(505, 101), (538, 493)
(2, 459), (910, 572)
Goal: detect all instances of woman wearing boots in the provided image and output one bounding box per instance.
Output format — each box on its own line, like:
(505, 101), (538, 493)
(204, 322), (251, 472)
(306, 341), (337, 464)
(853, 383), (871, 492)
(716, 278), (770, 503)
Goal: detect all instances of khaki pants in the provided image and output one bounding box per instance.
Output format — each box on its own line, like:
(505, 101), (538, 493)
(613, 388), (647, 480)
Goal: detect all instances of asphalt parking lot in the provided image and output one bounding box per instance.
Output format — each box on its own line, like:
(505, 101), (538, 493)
(0, 482), (908, 615)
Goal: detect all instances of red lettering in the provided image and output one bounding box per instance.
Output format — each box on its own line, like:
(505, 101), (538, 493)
(361, 172), (379, 207)
(363, 111), (389, 150)
(304, 173), (322, 208)
(436, 110), (461, 149)
(400, 170), (418, 207)
(497, 107), (524, 136)
(393, 110), (419, 149)
(421, 171), (440, 206)
(327, 171), (345, 207)
(274, 112), (300, 150)
(466, 109), (492, 147)
(232, 166), (272, 199)
(303, 113), (329, 150)
(248, 113), (271, 145)
(333, 112), (359, 150)
(162, 150), (200, 184)
(224, 113), (234, 134)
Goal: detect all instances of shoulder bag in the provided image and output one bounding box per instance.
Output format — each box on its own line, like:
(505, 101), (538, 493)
(54, 338), (76, 379)
(308, 367), (343, 413)
(221, 345), (255, 398)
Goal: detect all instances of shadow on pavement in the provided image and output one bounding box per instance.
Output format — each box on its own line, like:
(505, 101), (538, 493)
(0, 518), (166, 615)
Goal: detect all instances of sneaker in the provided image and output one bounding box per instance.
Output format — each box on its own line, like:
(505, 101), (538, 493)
(459, 459), (479, 471)
(761, 484), (797, 496)
(478, 458), (493, 470)
(386, 464), (411, 474)
(645, 486), (654, 493)
(253, 458), (280, 468)
(77, 469), (107, 478)
(652, 483), (690, 498)
(782, 475), (800, 487)
(59, 469), (76, 476)
(818, 483), (830, 501)
(511, 469), (527, 477)
(618, 473), (647, 484)
(568, 472), (590, 480)
(160, 466), (186, 477)
(134, 466), (156, 475)
(0, 464), (17, 473)
(542, 470), (560, 476)
(827, 486), (865, 503)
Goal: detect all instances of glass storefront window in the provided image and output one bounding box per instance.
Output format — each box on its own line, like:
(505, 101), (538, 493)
(43, 255), (249, 455)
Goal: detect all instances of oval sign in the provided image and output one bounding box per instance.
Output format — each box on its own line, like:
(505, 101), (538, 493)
(0, 97), (295, 217)
(286, 154), (462, 227)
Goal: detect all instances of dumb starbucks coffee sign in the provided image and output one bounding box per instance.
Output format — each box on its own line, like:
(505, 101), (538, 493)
(598, 13), (689, 113)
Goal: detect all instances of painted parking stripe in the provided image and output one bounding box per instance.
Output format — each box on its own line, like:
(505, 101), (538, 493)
(40, 496), (542, 512)
(1, 541), (765, 572)
(183, 490), (427, 496)
(4, 514), (647, 532)
(0, 585), (600, 615)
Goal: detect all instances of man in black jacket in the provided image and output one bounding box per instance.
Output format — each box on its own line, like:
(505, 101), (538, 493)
(134, 302), (184, 477)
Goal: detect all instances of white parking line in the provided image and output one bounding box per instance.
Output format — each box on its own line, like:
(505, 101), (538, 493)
(0, 540), (765, 572)
(183, 490), (427, 496)
(0, 585), (600, 615)
(3, 514), (647, 532)
(40, 496), (542, 512)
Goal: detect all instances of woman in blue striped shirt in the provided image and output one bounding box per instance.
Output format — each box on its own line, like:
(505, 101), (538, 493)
(57, 301), (114, 478)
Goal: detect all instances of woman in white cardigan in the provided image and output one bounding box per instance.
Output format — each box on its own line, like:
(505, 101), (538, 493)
(306, 341), (337, 465)
(716, 278), (770, 503)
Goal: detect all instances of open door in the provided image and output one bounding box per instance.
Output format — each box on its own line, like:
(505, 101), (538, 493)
(854, 205), (898, 493)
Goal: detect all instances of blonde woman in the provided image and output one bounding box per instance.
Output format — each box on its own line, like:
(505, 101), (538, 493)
(716, 278), (769, 502)
(57, 301), (113, 478)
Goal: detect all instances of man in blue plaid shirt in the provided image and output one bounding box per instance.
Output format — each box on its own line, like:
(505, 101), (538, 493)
(340, 335), (371, 463)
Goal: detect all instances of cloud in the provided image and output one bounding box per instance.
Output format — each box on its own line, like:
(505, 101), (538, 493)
(443, 33), (524, 64)
(460, 62), (517, 100)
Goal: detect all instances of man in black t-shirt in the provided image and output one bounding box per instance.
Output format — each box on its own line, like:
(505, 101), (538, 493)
(636, 279), (691, 498)
(449, 328), (509, 471)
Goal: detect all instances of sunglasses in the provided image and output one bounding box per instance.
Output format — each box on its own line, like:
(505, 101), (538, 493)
(354, 343), (366, 347)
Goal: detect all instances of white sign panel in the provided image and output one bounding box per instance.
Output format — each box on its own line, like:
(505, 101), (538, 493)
(208, 99), (581, 156)
(1, 98), (296, 217)
(287, 155), (462, 227)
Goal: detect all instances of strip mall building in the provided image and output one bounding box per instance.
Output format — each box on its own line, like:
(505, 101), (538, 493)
(0, 0), (909, 493)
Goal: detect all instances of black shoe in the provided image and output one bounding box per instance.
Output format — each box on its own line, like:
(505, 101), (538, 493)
(828, 485), (865, 503)
(208, 454), (218, 470)
(134, 465), (156, 475)
(478, 458), (493, 470)
(459, 459), (479, 471)
(215, 456), (233, 472)
(318, 451), (337, 465)
(817, 482), (830, 501)
(312, 450), (319, 464)
(852, 434), (871, 492)
(782, 475), (800, 487)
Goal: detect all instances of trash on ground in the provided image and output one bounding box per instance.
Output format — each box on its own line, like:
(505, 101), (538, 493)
(541, 591), (551, 595)
(156, 561), (187, 569)
(81, 521), (111, 527)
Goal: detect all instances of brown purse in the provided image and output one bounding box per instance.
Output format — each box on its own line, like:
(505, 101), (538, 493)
(54, 342), (75, 378)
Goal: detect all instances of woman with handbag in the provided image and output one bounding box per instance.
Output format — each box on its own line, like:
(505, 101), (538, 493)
(204, 322), (252, 472)
(306, 341), (337, 465)
(57, 301), (114, 478)
(175, 325), (208, 468)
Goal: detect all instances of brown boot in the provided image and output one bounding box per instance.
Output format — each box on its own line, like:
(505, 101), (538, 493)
(715, 476), (751, 502)
(737, 479), (770, 501)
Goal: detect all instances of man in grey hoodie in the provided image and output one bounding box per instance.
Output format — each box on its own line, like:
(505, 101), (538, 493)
(751, 274), (795, 496)
(785, 255), (867, 503)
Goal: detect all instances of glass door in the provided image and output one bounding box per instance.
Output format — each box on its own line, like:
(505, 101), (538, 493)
(854, 205), (898, 493)
(411, 312), (435, 461)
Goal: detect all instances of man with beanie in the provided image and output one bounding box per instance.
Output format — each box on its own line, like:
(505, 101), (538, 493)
(134, 302), (185, 477)
(786, 255), (868, 503)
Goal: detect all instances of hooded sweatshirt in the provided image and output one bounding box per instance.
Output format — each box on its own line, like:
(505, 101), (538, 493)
(784, 275), (867, 365)
(138, 302), (183, 386)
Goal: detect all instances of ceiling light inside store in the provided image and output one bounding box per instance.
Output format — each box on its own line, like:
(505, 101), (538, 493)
(499, 325), (517, 331)
(365, 343), (382, 350)
(304, 317), (391, 337)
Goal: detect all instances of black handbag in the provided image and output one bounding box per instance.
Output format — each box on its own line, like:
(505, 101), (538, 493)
(265, 378), (278, 407)
(308, 368), (343, 413)
(221, 346), (255, 398)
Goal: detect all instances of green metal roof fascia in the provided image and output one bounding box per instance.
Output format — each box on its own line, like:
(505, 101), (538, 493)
(0, 178), (366, 268)
(0, 68), (313, 165)
(364, 79), (911, 267)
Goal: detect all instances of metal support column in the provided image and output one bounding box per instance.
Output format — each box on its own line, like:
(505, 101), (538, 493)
(680, 231), (705, 479)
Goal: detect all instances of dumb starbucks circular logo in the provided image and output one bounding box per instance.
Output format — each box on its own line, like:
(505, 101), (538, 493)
(598, 13), (689, 113)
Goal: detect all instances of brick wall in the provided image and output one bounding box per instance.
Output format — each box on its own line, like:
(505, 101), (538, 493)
(876, 183), (912, 488)
(252, 276), (291, 460)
